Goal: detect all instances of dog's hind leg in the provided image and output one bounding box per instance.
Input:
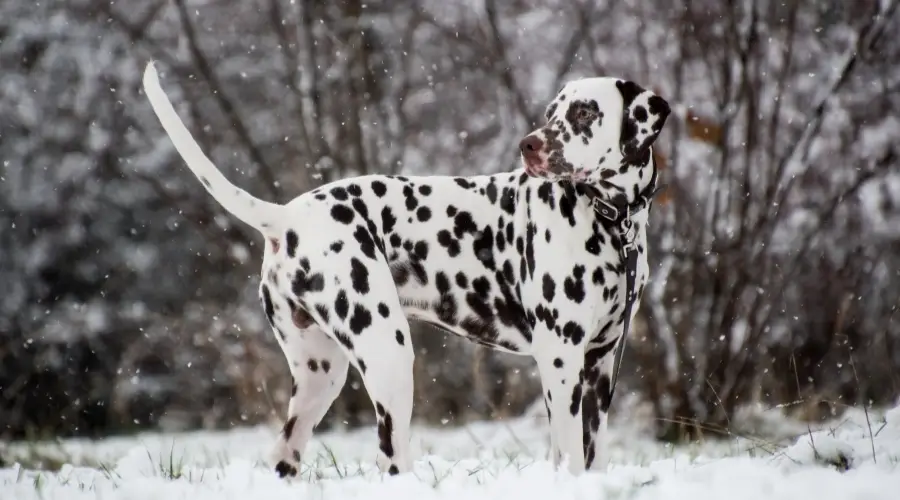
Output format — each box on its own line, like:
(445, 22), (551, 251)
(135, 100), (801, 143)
(270, 323), (349, 478)
(307, 256), (416, 476)
(352, 321), (415, 476)
(346, 299), (416, 475)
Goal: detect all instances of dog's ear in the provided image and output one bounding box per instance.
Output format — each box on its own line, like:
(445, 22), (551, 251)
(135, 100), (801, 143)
(615, 80), (671, 164)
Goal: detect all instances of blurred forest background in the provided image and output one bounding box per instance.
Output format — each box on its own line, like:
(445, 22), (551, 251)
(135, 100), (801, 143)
(1, 0), (899, 444)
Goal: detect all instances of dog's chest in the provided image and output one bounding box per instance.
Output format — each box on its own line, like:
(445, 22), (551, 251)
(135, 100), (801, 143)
(519, 195), (650, 345)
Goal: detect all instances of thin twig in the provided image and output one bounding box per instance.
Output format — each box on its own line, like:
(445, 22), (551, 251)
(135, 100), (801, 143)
(705, 378), (732, 430)
(847, 349), (877, 464)
(790, 353), (818, 459)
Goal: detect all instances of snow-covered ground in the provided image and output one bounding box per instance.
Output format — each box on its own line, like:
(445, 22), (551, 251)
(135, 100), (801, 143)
(3, 404), (900, 500)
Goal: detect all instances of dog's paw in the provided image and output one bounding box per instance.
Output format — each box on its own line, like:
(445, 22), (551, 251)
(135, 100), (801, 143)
(270, 442), (302, 479)
(274, 459), (299, 478)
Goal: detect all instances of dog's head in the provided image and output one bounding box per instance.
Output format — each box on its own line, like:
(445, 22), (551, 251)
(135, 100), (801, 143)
(519, 78), (670, 183)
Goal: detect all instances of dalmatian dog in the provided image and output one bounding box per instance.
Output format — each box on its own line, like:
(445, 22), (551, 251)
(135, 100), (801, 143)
(141, 62), (670, 477)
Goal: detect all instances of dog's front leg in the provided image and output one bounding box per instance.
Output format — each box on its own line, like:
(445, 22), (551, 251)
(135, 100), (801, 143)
(535, 332), (587, 475)
(581, 335), (619, 472)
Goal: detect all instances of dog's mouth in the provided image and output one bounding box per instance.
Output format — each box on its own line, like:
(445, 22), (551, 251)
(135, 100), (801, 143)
(522, 156), (549, 177)
(522, 152), (579, 181)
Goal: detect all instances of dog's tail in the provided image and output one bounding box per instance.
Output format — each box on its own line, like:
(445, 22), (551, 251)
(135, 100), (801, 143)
(142, 62), (282, 236)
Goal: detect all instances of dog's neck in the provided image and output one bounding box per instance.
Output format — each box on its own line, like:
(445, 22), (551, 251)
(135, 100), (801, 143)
(579, 151), (659, 211)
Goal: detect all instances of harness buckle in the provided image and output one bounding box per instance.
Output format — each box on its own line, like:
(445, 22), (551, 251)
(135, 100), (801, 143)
(591, 198), (619, 221)
(621, 224), (636, 252)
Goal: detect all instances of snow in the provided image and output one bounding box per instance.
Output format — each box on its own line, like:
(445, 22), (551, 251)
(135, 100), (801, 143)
(4, 405), (900, 499)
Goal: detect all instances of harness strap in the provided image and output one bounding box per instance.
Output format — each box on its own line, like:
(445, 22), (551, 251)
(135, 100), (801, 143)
(586, 182), (667, 406)
(609, 232), (639, 405)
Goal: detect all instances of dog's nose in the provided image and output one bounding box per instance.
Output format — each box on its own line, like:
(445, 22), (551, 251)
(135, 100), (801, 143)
(519, 135), (543, 158)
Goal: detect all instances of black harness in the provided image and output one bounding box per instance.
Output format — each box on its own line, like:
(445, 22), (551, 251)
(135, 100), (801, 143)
(581, 180), (667, 405)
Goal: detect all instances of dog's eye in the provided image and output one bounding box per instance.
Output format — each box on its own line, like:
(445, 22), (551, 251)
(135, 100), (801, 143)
(577, 109), (594, 120)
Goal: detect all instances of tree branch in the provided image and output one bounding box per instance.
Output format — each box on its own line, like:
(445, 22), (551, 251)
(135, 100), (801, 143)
(172, 0), (281, 200)
(267, 0), (315, 180)
(756, 0), (899, 252)
(484, 0), (538, 128)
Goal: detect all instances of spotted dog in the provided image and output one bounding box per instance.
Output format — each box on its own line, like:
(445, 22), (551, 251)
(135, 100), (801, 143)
(142, 62), (670, 477)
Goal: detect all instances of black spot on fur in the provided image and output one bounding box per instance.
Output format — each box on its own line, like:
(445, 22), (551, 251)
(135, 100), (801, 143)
(585, 232), (604, 255)
(499, 187), (516, 215)
(437, 230), (461, 257)
(350, 257), (370, 294)
(597, 374), (613, 412)
(553, 357), (563, 368)
(331, 204), (355, 224)
(473, 226), (496, 269)
(351, 197), (369, 219)
(564, 265), (586, 304)
(472, 276), (491, 299)
(453, 211), (478, 239)
(285, 230), (299, 258)
(536, 183), (554, 209)
(335, 290), (350, 320)
(592, 267), (606, 285)
(378, 302), (390, 318)
(371, 180), (387, 197)
(334, 329), (355, 350)
(395, 330), (405, 345)
(545, 102), (558, 120)
(565, 99), (602, 138)
(349, 303), (373, 334)
(377, 410), (394, 458)
(562, 321), (586, 345)
(486, 181), (498, 204)
(410, 260), (428, 285)
(315, 304), (330, 324)
(330, 186), (349, 200)
(292, 269), (325, 297)
(353, 225), (378, 260)
(416, 206), (432, 222)
(434, 271), (458, 324)
(525, 223), (536, 279)
(542, 274), (556, 302)
(283, 415), (298, 438)
(633, 105), (648, 122)
(569, 379), (583, 416)
(381, 206), (397, 234)
(330, 241), (344, 253)
(413, 240), (429, 261)
(403, 185), (419, 210)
